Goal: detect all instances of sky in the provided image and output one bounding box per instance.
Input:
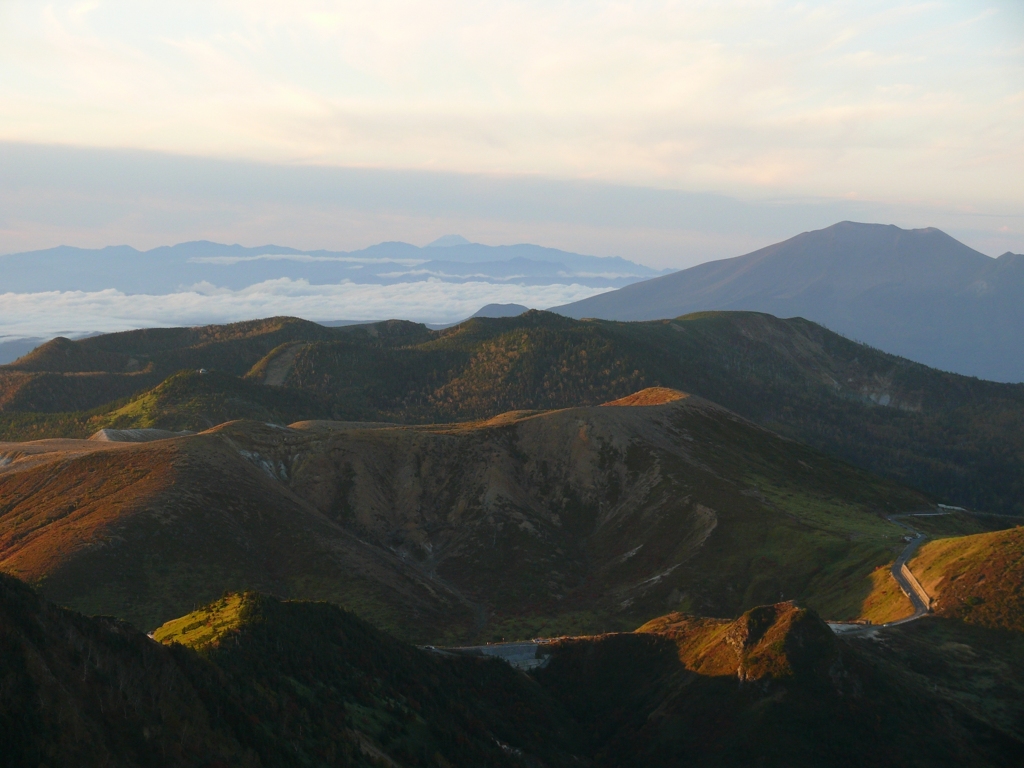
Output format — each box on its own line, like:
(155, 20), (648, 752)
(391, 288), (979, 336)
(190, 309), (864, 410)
(0, 0), (1022, 334)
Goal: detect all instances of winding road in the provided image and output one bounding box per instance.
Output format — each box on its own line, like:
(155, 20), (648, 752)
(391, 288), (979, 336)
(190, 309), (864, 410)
(828, 513), (937, 636)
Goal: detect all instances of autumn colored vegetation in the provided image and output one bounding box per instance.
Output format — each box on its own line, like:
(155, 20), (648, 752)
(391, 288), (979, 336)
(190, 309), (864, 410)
(910, 525), (1024, 632)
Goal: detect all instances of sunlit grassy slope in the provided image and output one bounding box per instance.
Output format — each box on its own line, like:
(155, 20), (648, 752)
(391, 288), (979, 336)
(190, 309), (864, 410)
(536, 602), (1024, 766)
(821, 510), (1019, 626)
(152, 592), (246, 649)
(909, 526), (1024, 632)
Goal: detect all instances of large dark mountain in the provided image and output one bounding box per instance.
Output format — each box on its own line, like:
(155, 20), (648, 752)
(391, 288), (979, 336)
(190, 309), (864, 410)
(553, 222), (1024, 382)
(0, 575), (583, 767)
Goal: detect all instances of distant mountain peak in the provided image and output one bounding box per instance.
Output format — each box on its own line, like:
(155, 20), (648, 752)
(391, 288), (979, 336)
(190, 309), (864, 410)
(426, 234), (472, 247)
(470, 303), (529, 319)
(552, 221), (1024, 382)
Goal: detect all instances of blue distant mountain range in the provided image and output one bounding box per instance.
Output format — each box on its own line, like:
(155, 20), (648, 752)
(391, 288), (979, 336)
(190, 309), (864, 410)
(0, 237), (668, 293)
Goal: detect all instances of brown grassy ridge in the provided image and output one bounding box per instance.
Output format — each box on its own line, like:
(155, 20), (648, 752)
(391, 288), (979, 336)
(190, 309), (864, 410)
(634, 601), (836, 680)
(0, 428), (479, 639)
(602, 387), (688, 406)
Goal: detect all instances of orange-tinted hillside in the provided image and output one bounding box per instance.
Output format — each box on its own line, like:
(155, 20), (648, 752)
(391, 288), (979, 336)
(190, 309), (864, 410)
(910, 526), (1024, 632)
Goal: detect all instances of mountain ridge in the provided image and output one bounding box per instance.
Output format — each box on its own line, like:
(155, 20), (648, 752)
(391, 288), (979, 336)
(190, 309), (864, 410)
(6, 571), (1024, 767)
(2, 310), (1023, 516)
(0, 238), (666, 294)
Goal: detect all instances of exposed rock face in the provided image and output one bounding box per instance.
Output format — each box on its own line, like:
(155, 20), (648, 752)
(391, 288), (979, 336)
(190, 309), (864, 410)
(640, 602), (838, 681)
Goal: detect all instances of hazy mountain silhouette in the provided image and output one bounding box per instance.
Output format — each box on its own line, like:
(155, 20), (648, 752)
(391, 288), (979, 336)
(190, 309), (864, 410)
(425, 234), (473, 247)
(0, 239), (667, 293)
(553, 222), (1024, 382)
(471, 302), (529, 318)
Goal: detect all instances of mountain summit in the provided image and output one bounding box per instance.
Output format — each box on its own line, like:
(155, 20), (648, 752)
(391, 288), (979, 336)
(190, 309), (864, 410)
(553, 222), (1024, 382)
(426, 234), (472, 247)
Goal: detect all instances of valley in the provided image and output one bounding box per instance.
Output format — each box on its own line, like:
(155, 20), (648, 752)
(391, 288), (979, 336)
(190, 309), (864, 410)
(5, 5), (1021, 763)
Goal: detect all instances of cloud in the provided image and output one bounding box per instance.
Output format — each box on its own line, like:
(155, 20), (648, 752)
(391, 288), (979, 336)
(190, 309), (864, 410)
(0, 279), (610, 338)
(5, 142), (1023, 269)
(0, 1), (1020, 207)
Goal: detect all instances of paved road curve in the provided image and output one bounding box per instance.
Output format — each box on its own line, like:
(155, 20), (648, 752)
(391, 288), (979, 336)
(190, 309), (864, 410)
(828, 514), (938, 637)
(888, 516), (933, 616)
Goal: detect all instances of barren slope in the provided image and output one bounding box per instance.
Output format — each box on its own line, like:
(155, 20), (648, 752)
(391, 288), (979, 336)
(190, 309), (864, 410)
(0, 430), (476, 640)
(1, 390), (930, 640)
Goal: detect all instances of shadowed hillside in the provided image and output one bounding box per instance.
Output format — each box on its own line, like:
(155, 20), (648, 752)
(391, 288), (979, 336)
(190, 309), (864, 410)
(0, 575), (581, 767)
(536, 603), (1024, 767)
(0, 316), (430, 415)
(4, 573), (1023, 767)
(0, 392), (929, 639)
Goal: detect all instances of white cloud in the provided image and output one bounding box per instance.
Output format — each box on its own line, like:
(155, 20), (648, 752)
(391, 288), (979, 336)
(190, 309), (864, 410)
(375, 270), (528, 280)
(0, 1), (1020, 207)
(0, 279), (609, 337)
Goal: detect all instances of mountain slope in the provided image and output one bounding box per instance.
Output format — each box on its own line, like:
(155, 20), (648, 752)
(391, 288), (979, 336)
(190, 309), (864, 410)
(0, 425), (478, 640)
(536, 603), (1024, 767)
(7, 573), (1023, 768)
(251, 311), (1024, 515)
(0, 574), (582, 767)
(0, 315), (430, 416)
(553, 222), (1024, 382)
(909, 525), (1024, 632)
(3, 310), (1023, 515)
(0, 392), (930, 639)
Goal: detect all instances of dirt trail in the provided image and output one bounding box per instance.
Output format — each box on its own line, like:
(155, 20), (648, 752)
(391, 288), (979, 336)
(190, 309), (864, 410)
(262, 342), (306, 386)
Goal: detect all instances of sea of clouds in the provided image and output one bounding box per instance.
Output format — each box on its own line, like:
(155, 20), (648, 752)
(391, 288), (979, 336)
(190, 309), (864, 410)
(0, 278), (609, 340)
